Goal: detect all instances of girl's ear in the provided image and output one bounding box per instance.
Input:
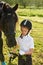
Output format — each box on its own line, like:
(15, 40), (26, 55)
(13, 4), (18, 11)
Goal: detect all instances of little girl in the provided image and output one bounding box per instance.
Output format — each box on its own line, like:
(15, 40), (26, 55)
(13, 19), (34, 65)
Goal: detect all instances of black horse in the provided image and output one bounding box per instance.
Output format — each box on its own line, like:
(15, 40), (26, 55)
(0, 1), (18, 63)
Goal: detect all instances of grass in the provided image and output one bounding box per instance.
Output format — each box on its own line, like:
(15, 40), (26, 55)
(17, 9), (43, 17)
(1, 9), (43, 65)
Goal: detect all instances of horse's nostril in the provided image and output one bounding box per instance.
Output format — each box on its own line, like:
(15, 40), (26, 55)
(9, 37), (14, 43)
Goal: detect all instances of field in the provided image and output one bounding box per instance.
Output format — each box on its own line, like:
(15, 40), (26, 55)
(0, 9), (43, 65)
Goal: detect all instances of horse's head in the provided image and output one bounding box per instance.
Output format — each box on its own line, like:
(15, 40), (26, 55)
(3, 4), (18, 47)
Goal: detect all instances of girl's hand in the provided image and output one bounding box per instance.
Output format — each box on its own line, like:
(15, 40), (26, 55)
(25, 48), (34, 55)
(10, 50), (16, 54)
(11, 44), (19, 53)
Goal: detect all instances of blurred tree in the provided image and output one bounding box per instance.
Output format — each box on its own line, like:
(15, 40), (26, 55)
(1, 0), (15, 5)
(0, 0), (43, 8)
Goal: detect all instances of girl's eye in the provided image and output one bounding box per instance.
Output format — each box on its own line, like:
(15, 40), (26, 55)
(25, 31), (26, 32)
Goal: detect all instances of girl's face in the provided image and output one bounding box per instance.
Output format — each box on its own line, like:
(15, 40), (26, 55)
(21, 26), (29, 36)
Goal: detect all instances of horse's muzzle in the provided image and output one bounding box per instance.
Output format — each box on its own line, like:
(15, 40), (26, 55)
(6, 34), (17, 48)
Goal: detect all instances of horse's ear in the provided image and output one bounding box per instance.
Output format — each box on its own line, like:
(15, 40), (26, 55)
(13, 4), (18, 11)
(3, 3), (7, 12)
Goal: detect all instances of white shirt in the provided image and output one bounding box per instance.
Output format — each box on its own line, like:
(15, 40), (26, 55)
(16, 34), (34, 55)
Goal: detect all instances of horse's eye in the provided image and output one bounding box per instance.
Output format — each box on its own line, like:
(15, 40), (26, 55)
(0, 7), (2, 10)
(13, 14), (15, 17)
(7, 13), (11, 16)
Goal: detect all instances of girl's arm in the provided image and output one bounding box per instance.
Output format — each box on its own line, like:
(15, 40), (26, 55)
(25, 48), (34, 55)
(12, 44), (19, 53)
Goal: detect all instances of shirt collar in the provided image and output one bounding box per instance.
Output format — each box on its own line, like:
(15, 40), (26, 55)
(20, 33), (30, 39)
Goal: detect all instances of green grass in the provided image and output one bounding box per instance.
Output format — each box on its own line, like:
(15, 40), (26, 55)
(1, 9), (43, 65)
(17, 9), (43, 17)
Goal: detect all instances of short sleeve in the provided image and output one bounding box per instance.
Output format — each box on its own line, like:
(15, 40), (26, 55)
(29, 38), (34, 49)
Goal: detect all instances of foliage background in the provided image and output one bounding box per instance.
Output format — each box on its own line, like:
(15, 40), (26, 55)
(0, 0), (43, 65)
